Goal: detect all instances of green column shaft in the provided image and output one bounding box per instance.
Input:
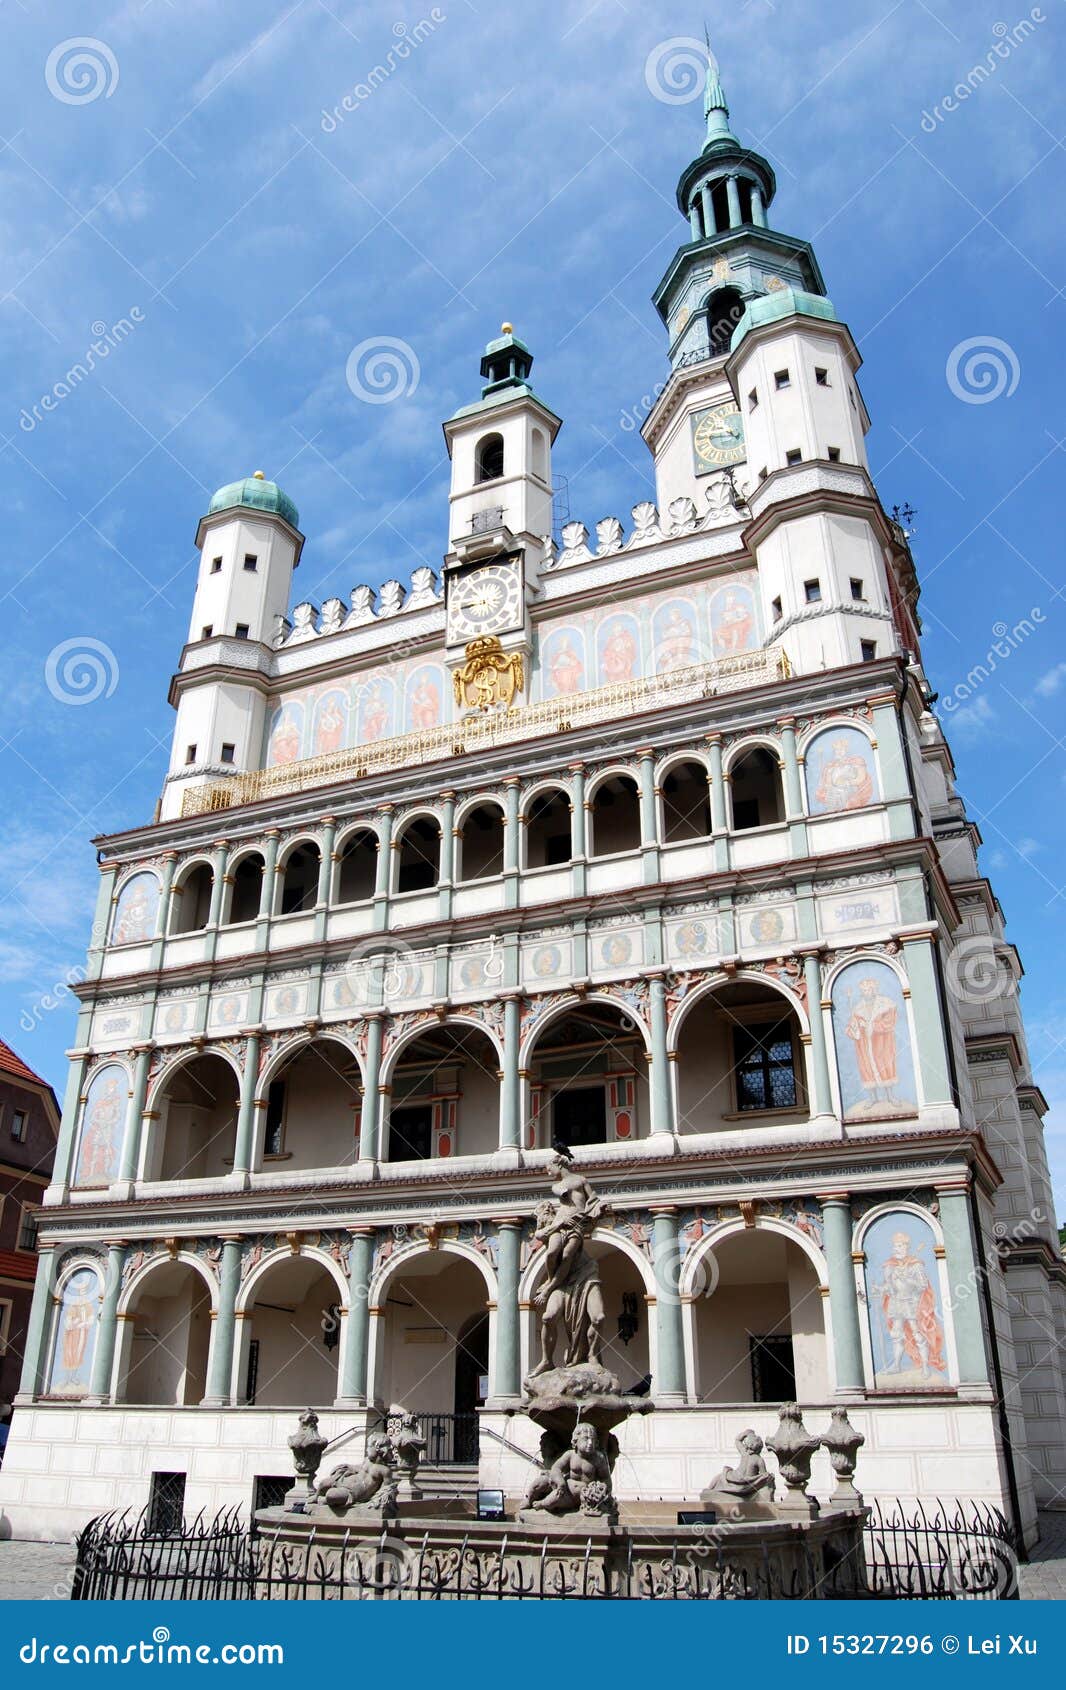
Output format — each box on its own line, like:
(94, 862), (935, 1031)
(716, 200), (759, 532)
(373, 808), (394, 931)
(53, 1054), (89, 1191)
(638, 752), (659, 884)
(317, 819), (336, 906)
(649, 976), (673, 1137)
(938, 1186), (990, 1385)
(652, 1209), (686, 1399)
(902, 934), (953, 1106)
(820, 1197), (865, 1391)
(155, 855), (177, 938)
(89, 1242), (126, 1399)
(439, 793), (456, 919)
(360, 1016), (384, 1160)
(207, 842), (229, 927)
(725, 173), (742, 227)
(569, 765), (587, 897)
(118, 1045), (153, 1181)
(342, 1231), (374, 1402)
(86, 864), (118, 981)
(802, 952), (835, 1116)
(493, 1221), (522, 1399)
(259, 832), (280, 919)
(17, 1246), (57, 1397)
(232, 1032), (260, 1175)
(706, 735), (729, 871)
(504, 780), (521, 909)
(204, 1237), (243, 1403)
(500, 995), (522, 1151)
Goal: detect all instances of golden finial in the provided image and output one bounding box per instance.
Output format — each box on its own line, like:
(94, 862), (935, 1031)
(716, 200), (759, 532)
(253, 469), (266, 479)
(501, 321), (513, 334)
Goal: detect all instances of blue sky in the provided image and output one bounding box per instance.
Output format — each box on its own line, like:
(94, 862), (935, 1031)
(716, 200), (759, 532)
(1, 0), (1063, 1213)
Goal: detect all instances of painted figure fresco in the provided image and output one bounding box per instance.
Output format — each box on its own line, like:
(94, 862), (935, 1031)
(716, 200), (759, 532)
(73, 1064), (128, 1186)
(831, 959), (917, 1122)
(806, 725), (879, 814)
(111, 872), (160, 945)
(540, 627), (586, 698)
(863, 1209), (947, 1388)
(652, 601), (698, 672)
(312, 690), (347, 756)
(357, 676), (395, 744)
(597, 614), (640, 685)
(266, 702), (303, 767)
(47, 1266), (101, 1397)
(709, 583), (758, 656)
(406, 665), (444, 731)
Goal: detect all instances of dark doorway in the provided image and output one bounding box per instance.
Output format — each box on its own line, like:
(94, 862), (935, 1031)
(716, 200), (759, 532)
(749, 1333), (796, 1402)
(453, 1313), (489, 1462)
(552, 1085), (607, 1148)
(389, 1103), (433, 1161)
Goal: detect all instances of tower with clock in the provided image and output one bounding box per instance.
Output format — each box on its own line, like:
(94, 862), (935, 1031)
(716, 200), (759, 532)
(442, 325), (560, 701)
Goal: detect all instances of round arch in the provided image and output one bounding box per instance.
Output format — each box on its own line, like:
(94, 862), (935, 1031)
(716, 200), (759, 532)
(853, 1198), (945, 1256)
(796, 715), (877, 760)
(679, 1216), (829, 1299)
(723, 734), (783, 776)
(147, 1043), (243, 1110)
(276, 832), (324, 869)
(521, 776), (574, 816)
(334, 817), (382, 856)
(117, 1249), (220, 1318)
(519, 990), (653, 1068)
(379, 1013), (503, 1089)
(667, 969), (810, 1051)
(368, 1238), (498, 1311)
(822, 946), (909, 998)
(392, 805), (444, 839)
(654, 748), (712, 784)
(454, 792), (506, 832)
(235, 1244), (350, 1316)
(517, 1222), (656, 1304)
(584, 763), (640, 804)
(254, 1029), (365, 1104)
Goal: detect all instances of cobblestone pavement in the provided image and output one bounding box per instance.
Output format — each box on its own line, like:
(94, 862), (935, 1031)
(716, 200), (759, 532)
(0, 1514), (1062, 1601)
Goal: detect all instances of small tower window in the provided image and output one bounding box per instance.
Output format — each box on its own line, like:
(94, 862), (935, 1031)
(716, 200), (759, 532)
(210, 556), (222, 574)
(771, 596), (782, 622)
(475, 433), (504, 483)
(815, 367), (829, 387)
(827, 446), (841, 462)
(243, 554), (258, 572)
(861, 640), (877, 662)
(11, 1109), (27, 1143)
(737, 179), (754, 223)
(785, 448), (803, 466)
(234, 623), (250, 639)
(711, 179), (730, 232)
(804, 579), (821, 603)
(531, 427), (548, 481)
(850, 578), (864, 601)
(201, 624), (213, 639)
(758, 467), (768, 482)
(774, 369), (790, 389)
(706, 286), (744, 357)
(748, 387), (758, 410)
(185, 744), (197, 764)
(220, 743), (236, 764)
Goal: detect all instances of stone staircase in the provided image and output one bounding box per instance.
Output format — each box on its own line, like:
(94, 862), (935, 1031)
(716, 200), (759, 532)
(415, 1464), (480, 1505)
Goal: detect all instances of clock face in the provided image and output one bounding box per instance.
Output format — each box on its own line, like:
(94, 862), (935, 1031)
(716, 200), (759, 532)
(447, 561), (522, 642)
(691, 405), (746, 474)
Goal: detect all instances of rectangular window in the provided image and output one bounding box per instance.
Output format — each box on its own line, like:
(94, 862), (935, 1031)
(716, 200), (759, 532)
(748, 387), (758, 410)
(774, 369), (790, 389)
(220, 743), (236, 764)
(200, 625), (213, 640)
(234, 623), (250, 640)
(17, 1205), (38, 1251)
(147, 1472), (186, 1537)
(732, 1020), (798, 1112)
(0, 1299), (11, 1357)
(785, 448), (802, 466)
(861, 639), (877, 662)
(814, 367), (829, 387)
(804, 579), (821, 603)
(210, 557), (222, 574)
(243, 555), (258, 572)
(389, 1103), (434, 1162)
(10, 1109), (27, 1143)
(252, 1474), (290, 1513)
(264, 1082), (287, 1156)
(827, 446), (841, 462)
(185, 744), (197, 764)
(850, 577), (864, 601)
(552, 1085), (607, 1149)
(757, 467), (768, 482)
(750, 1334), (797, 1401)
(771, 596), (782, 622)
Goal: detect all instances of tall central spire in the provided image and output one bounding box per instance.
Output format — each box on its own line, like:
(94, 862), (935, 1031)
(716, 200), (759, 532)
(703, 43), (738, 150)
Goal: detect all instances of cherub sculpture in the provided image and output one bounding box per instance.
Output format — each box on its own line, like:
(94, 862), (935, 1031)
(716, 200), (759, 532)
(523, 1422), (613, 1517)
(315, 1432), (398, 1513)
(706, 1429), (775, 1499)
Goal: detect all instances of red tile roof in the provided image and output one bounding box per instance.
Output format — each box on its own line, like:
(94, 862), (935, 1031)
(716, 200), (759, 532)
(0, 1249), (38, 1282)
(0, 1039), (48, 1088)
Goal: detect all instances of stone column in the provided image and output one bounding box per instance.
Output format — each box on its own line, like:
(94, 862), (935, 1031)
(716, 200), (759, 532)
(16, 1244), (57, 1399)
(203, 1235), (243, 1405)
(51, 1052), (90, 1196)
(900, 928), (954, 1108)
(373, 805), (394, 932)
(438, 791), (456, 919)
(118, 1043), (153, 1183)
(778, 715), (809, 856)
(700, 181), (716, 236)
(725, 173), (742, 228)
(85, 862), (118, 981)
(638, 748), (660, 885)
(818, 1193), (865, 1394)
(688, 201), (702, 240)
(88, 1241), (127, 1402)
(256, 830), (279, 949)
(499, 993), (522, 1154)
(151, 851), (177, 968)
(750, 182), (766, 226)
(503, 778), (521, 910)
(315, 817), (336, 940)
(648, 974), (674, 1140)
(651, 1207), (686, 1402)
(232, 1031), (261, 1176)
(339, 1228), (375, 1404)
(492, 1217), (523, 1403)
(937, 1180), (991, 1388)
(705, 733), (729, 872)
(359, 1013), (384, 1161)
(799, 948), (835, 1120)
(207, 839), (229, 927)
(569, 763), (587, 897)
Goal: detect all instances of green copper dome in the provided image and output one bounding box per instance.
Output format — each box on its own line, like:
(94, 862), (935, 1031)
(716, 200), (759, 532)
(730, 287), (838, 352)
(208, 472), (299, 531)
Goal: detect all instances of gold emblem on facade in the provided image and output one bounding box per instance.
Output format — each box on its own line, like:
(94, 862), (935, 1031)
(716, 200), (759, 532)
(452, 636), (524, 711)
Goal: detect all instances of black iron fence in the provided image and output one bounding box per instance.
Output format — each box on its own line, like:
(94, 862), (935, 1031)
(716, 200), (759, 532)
(71, 1499), (1019, 1602)
(384, 1411), (479, 1466)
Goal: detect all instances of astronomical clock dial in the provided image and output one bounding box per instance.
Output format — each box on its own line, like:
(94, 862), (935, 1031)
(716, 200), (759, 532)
(447, 561), (522, 642)
(691, 404), (746, 474)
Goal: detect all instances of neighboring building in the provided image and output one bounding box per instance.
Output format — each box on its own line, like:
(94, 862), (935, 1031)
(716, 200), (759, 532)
(2, 61), (1063, 1545)
(0, 1040), (58, 1413)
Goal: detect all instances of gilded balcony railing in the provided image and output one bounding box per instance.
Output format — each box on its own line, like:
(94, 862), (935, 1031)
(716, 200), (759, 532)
(180, 647), (786, 817)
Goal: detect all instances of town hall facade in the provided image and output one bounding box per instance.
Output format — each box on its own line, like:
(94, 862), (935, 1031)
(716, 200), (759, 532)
(2, 64), (1063, 1546)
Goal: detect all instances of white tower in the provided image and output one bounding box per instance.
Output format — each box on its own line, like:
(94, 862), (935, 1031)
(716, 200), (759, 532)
(160, 473), (303, 821)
